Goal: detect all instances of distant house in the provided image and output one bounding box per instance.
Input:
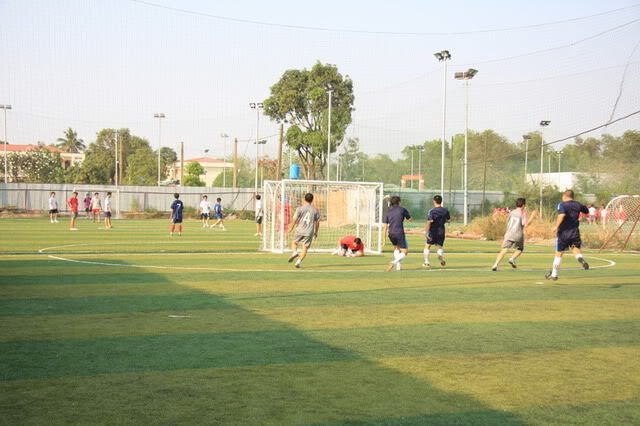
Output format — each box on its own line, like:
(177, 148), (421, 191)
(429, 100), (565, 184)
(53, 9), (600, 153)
(168, 157), (234, 186)
(1, 144), (85, 169)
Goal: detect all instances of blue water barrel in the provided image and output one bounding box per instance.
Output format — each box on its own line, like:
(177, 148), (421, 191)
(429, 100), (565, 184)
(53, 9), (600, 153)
(289, 164), (301, 179)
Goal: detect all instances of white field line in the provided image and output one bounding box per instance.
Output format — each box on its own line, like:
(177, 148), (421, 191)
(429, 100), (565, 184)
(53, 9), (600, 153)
(45, 254), (616, 274)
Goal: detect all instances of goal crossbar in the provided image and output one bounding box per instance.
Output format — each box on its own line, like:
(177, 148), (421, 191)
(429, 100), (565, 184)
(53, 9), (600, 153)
(261, 179), (385, 254)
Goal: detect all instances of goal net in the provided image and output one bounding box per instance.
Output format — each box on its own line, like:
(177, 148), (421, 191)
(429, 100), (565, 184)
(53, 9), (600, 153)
(262, 179), (384, 254)
(600, 195), (640, 251)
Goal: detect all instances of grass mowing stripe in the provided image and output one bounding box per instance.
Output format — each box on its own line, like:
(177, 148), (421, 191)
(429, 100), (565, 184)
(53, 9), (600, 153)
(226, 284), (640, 308)
(512, 399), (640, 426)
(252, 299), (640, 330)
(4, 299), (638, 342)
(0, 330), (361, 381)
(305, 320), (640, 358)
(0, 294), (231, 316)
(1, 320), (638, 380)
(0, 283), (203, 299)
(0, 360), (523, 425)
(0, 308), (290, 341)
(378, 347), (640, 409)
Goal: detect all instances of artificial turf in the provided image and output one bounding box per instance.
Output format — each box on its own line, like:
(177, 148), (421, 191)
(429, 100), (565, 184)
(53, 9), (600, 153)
(0, 217), (638, 425)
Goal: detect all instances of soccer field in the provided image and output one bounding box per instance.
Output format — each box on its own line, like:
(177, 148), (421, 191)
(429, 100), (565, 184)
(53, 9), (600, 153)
(1, 218), (639, 425)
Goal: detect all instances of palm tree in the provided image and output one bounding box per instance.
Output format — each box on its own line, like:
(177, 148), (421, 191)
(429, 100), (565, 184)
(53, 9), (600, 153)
(56, 128), (85, 153)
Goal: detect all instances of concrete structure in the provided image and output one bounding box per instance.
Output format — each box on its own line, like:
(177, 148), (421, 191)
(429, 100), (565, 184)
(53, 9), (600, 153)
(0, 183), (258, 215)
(525, 172), (612, 190)
(168, 157), (234, 186)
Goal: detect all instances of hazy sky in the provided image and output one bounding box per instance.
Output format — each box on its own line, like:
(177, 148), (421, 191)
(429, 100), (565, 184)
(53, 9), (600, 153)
(1, 0), (639, 161)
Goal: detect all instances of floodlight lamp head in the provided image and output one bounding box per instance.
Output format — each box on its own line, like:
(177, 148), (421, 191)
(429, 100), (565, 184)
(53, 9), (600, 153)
(220, 133), (229, 138)
(442, 50), (451, 59)
(249, 103), (256, 109)
(467, 68), (478, 78)
(522, 134), (532, 140)
(540, 120), (551, 127)
(434, 52), (443, 60)
(257, 102), (264, 109)
(454, 72), (465, 80)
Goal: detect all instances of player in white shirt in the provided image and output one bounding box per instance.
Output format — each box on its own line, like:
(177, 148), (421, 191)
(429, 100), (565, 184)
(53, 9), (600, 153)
(254, 194), (263, 236)
(104, 192), (113, 229)
(199, 195), (211, 228)
(90, 192), (102, 223)
(48, 192), (59, 223)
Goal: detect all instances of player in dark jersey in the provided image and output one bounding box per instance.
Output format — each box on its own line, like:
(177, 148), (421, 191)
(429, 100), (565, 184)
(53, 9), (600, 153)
(383, 195), (412, 272)
(423, 195), (450, 268)
(546, 189), (589, 280)
(169, 193), (184, 236)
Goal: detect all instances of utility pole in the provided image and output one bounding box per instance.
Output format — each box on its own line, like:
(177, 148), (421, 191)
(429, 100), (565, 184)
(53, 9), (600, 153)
(277, 123), (283, 180)
(180, 141), (184, 185)
(481, 133), (488, 216)
(539, 120), (551, 216)
(232, 137), (238, 189)
(326, 89), (333, 181)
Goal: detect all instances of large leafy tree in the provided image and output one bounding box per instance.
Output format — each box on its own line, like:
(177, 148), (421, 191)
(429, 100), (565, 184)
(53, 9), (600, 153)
(56, 128), (86, 153)
(263, 61), (354, 179)
(73, 128), (157, 185)
(7, 149), (63, 183)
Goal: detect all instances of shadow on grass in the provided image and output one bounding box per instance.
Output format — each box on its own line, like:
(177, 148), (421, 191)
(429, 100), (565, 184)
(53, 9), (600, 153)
(0, 257), (526, 424)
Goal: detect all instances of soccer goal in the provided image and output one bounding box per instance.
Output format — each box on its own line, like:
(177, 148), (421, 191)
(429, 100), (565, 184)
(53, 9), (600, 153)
(600, 195), (640, 251)
(262, 179), (385, 254)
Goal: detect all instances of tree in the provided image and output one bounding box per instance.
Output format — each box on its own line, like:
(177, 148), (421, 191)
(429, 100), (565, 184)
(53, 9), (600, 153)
(160, 147), (178, 180)
(211, 155), (255, 188)
(183, 162), (205, 186)
(7, 149), (63, 183)
(263, 61), (354, 179)
(77, 128), (157, 185)
(56, 128), (86, 153)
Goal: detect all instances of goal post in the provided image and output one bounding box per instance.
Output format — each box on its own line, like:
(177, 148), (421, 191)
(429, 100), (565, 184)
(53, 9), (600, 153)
(262, 179), (385, 254)
(600, 195), (640, 251)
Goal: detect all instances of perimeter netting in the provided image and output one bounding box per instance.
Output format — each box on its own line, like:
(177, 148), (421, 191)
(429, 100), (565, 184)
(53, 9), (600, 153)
(262, 179), (384, 254)
(600, 195), (640, 251)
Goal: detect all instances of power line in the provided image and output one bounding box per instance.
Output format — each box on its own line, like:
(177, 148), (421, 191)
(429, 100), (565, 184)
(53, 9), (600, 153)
(129, 0), (640, 36)
(465, 109), (640, 166)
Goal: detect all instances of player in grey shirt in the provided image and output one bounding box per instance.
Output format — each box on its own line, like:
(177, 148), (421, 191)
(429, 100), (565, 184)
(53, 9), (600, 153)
(492, 198), (537, 271)
(288, 192), (321, 268)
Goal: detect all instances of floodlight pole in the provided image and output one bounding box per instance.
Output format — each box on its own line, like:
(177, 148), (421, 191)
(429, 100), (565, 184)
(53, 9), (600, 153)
(455, 68), (477, 226)
(435, 50), (451, 200)
(154, 113), (165, 186)
(417, 146), (424, 190)
(250, 102), (263, 194)
(2, 105), (11, 184)
(327, 89), (333, 181)
(221, 133), (229, 188)
(539, 120), (551, 216)
(523, 134), (531, 184)
(410, 148), (414, 189)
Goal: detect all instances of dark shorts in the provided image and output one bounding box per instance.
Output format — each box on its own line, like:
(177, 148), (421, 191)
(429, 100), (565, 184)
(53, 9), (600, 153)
(85, 208), (90, 213)
(426, 232), (445, 246)
(502, 239), (524, 251)
(72, 211), (78, 219)
(172, 218), (183, 224)
(255, 216), (263, 224)
(388, 233), (408, 249)
(556, 235), (581, 252)
(49, 209), (58, 214)
(201, 213), (209, 219)
(214, 214), (223, 220)
(105, 211), (112, 218)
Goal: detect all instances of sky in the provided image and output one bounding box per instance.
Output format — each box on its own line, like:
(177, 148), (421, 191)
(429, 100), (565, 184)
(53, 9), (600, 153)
(1, 0), (639, 162)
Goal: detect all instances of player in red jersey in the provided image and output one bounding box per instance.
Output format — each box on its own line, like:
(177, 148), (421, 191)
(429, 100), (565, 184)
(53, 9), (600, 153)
(332, 235), (365, 257)
(67, 191), (79, 231)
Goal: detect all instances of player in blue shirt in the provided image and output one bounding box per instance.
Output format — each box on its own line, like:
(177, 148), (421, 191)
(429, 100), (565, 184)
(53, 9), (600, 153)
(212, 197), (226, 231)
(169, 193), (184, 236)
(546, 189), (589, 280)
(423, 195), (450, 268)
(383, 195), (412, 272)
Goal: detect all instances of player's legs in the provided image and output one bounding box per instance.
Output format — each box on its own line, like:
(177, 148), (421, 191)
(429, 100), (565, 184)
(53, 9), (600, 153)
(492, 247), (509, 270)
(288, 240), (300, 262)
(436, 244), (446, 266)
(49, 211), (54, 223)
(423, 243), (431, 267)
(69, 213), (75, 230)
(571, 246), (589, 270)
(53, 211), (58, 222)
(170, 223), (175, 235)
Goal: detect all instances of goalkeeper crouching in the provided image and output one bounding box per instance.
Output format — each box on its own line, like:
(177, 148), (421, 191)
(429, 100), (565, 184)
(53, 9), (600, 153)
(332, 235), (365, 257)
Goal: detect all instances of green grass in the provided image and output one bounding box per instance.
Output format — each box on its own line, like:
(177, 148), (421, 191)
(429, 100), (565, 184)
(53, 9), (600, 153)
(0, 217), (639, 425)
